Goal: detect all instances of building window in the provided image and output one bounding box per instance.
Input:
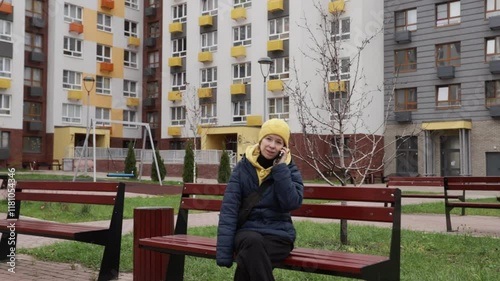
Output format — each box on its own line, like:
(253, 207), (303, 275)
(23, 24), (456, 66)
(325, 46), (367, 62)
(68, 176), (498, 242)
(486, 36), (500, 61)
(436, 42), (460, 66)
(232, 100), (251, 122)
(487, 0), (500, 17)
(436, 84), (461, 107)
(147, 81), (159, 98)
(125, 0), (139, 9)
(233, 24), (252, 47)
(25, 32), (42, 52)
(171, 106), (186, 126)
(148, 51), (160, 68)
(234, 0), (251, 8)
(124, 20), (138, 37)
(148, 22), (160, 38)
(330, 91), (348, 114)
(124, 50), (138, 68)
(436, 1), (461, 27)
(23, 102), (42, 121)
(24, 67), (42, 87)
(123, 80), (138, 97)
(395, 48), (417, 72)
(395, 8), (417, 32)
(201, 31), (218, 52)
(172, 38), (187, 57)
(0, 57), (11, 78)
(96, 76), (111, 95)
(123, 110), (137, 128)
(485, 80), (500, 106)
(0, 131), (9, 149)
(395, 88), (417, 111)
(23, 137), (42, 153)
(329, 57), (350, 81)
(0, 20), (12, 42)
(269, 17), (289, 40)
(395, 136), (418, 176)
(62, 70), (82, 90)
(232, 62), (251, 84)
(97, 13), (112, 32)
(64, 3), (83, 23)
(202, 0), (218, 16)
(172, 3), (187, 23)
(95, 107), (111, 126)
(201, 67), (218, 88)
(172, 72), (186, 91)
(146, 112), (158, 129)
(63, 37), (82, 58)
(149, 0), (161, 8)
(269, 97), (289, 119)
(269, 57), (289, 80)
(97, 44), (112, 63)
(201, 103), (217, 124)
(62, 103), (82, 123)
(331, 18), (350, 40)
(331, 137), (351, 157)
(26, 0), (43, 18)
(0, 94), (11, 115)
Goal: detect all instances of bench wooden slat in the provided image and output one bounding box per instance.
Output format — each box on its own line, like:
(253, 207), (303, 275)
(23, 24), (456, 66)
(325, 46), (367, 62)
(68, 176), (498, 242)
(401, 194), (463, 199)
(302, 186), (396, 202)
(183, 183), (227, 195)
(0, 220), (107, 239)
(447, 202), (500, 209)
(387, 181), (443, 187)
(292, 204), (395, 223)
(180, 198), (222, 211)
(15, 193), (116, 205)
(16, 181), (120, 192)
(446, 184), (500, 191)
(446, 176), (500, 183)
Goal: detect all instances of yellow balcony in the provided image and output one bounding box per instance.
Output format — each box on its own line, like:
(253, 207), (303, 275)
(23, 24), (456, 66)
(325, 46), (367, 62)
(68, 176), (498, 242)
(100, 62), (114, 72)
(328, 81), (346, 92)
(231, 84), (246, 95)
(0, 78), (11, 89)
(128, 37), (140, 47)
(168, 126), (182, 136)
(329, 0), (345, 13)
(246, 115), (263, 126)
(169, 22), (183, 33)
(0, 2), (13, 14)
(69, 22), (84, 34)
(199, 15), (213, 26)
(267, 79), (284, 91)
(268, 0), (284, 12)
(168, 91), (182, 101)
(67, 90), (83, 100)
(231, 7), (246, 21)
(267, 40), (284, 52)
(198, 51), (213, 62)
(168, 57), (182, 67)
(101, 0), (114, 9)
(126, 97), (140, 107)
(231, 46), (246, 58)
(198, 88), (212, 98)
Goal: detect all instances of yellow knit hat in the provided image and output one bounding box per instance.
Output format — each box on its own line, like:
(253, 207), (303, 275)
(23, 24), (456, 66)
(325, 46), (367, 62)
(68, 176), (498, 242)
(258, 118), (290, 147)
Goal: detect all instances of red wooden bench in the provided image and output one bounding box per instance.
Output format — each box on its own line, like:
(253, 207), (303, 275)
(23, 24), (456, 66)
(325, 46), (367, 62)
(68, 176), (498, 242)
(0, 181), (126, 281)
(138, 183), (401, 281)
(444, 177), (500, 232)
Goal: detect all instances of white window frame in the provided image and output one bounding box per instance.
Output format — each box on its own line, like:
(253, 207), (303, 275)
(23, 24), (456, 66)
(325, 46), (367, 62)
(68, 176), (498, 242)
(201, 103), (217, 124)
(95, 107), (111, 126)
(172, 38), (187, 57)
(201, 31), (218, 52)
(329, 57), (351, 81)
(0, 57), (11, 78)
(97, 13), (112, 32)
(63, 37), (83, 58)
(125, 20), (138, 37)
(64, 3), (83, 24)
(172, 72), (187, 91)
(124, 50), (138, 68)
(125, 0), (139, 9)
(123, 110), (137, 128)
(268, 17), (289, 40)
(172, 3), (187, 23)
(171, 106), (186, 126)
(269, 57), (289, 80)
(331, 18), (351, 40)
(232, 62), (251, 84)
(201, 67), (218, 88)
(202, 0), (218, 16)
(233, 24), (252, 46)
(234, 0), (251, 9)
(97, 44), (112, 63)
(123, 80), (138, 97)
(268, 97), (289, 120)
(62, 103), (82, 124)
(0, 94), (11, 115)
(96, 76), (111, 95)
(0, 20), (12, 42)
(232, 100), (251, 122)
(62, 70), (82, 90)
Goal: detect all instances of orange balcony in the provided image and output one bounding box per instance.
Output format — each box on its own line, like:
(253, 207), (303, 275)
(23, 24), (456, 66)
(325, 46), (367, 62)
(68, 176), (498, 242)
(100, 62), (114, 72)
(0, 2), (13, 14)
(101, 0), (114, 9)
(69, 22), (84, 34)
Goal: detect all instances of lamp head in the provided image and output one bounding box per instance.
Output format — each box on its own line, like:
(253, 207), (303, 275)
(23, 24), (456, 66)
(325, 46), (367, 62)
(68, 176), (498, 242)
(83, 76), (95, 92)
(258, 57), (273, 79)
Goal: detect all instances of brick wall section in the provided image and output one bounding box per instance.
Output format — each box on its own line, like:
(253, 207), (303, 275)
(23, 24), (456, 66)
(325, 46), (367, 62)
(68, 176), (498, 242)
(470, 120), (500, 176)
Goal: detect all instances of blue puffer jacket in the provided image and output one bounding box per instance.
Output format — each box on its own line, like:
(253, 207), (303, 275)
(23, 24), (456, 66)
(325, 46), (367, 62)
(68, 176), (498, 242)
(215, 146), (304, 268)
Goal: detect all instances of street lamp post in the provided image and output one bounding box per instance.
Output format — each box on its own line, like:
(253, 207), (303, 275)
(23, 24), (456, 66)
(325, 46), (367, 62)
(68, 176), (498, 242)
(83, 76), (95, 175)
(258, 57), (273, 122)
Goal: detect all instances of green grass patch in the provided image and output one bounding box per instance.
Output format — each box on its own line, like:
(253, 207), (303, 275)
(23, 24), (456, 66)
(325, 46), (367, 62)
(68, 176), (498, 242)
(22, 221), (500, 280)
(402, 198), (500, 216)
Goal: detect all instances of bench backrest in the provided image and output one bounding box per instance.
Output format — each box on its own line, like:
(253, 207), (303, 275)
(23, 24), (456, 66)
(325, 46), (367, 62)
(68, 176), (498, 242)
(386, 176), (444, 187)
(445, 177), (500, 191)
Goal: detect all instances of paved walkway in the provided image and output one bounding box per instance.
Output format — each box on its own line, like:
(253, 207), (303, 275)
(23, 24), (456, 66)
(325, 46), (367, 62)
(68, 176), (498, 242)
(0, 176), (499, 280)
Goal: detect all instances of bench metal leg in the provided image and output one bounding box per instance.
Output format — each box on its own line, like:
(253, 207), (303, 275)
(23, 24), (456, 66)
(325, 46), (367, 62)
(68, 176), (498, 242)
(445, 206), (453, 232)
(460, 190), (466, 216)
(165, 254), (186, 281)
(0, 231), (17, 261)
(97, 238), (121, 281)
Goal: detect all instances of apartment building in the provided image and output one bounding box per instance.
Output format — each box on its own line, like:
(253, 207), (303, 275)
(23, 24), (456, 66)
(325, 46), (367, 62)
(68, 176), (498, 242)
(385, 0), (500, 177)
(0, 0), (385, 180)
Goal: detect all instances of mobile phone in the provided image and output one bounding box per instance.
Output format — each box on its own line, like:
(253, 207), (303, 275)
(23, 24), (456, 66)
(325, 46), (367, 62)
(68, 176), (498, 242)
(274, 150), (284, 164)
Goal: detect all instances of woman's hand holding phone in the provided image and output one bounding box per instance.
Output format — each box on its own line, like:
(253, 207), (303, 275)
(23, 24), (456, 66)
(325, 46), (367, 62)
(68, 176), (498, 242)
(274, 148), (288, 165)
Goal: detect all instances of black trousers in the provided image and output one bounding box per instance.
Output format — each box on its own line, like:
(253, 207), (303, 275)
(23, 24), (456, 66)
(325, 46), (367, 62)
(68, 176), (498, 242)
(233, 230), (293, 281)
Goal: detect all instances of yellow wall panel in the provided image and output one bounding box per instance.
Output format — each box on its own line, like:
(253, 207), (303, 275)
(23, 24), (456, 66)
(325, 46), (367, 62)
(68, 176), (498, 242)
(83, 8), (97, 42)
(111, 109), (124, 137)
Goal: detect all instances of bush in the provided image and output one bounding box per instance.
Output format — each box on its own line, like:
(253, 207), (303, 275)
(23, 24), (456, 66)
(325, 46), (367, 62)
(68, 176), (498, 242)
(151, 150), (167, 182)
(124, 142), (137, 178)
(182, 141), (195, 183)
(217, 150), (231, 183)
